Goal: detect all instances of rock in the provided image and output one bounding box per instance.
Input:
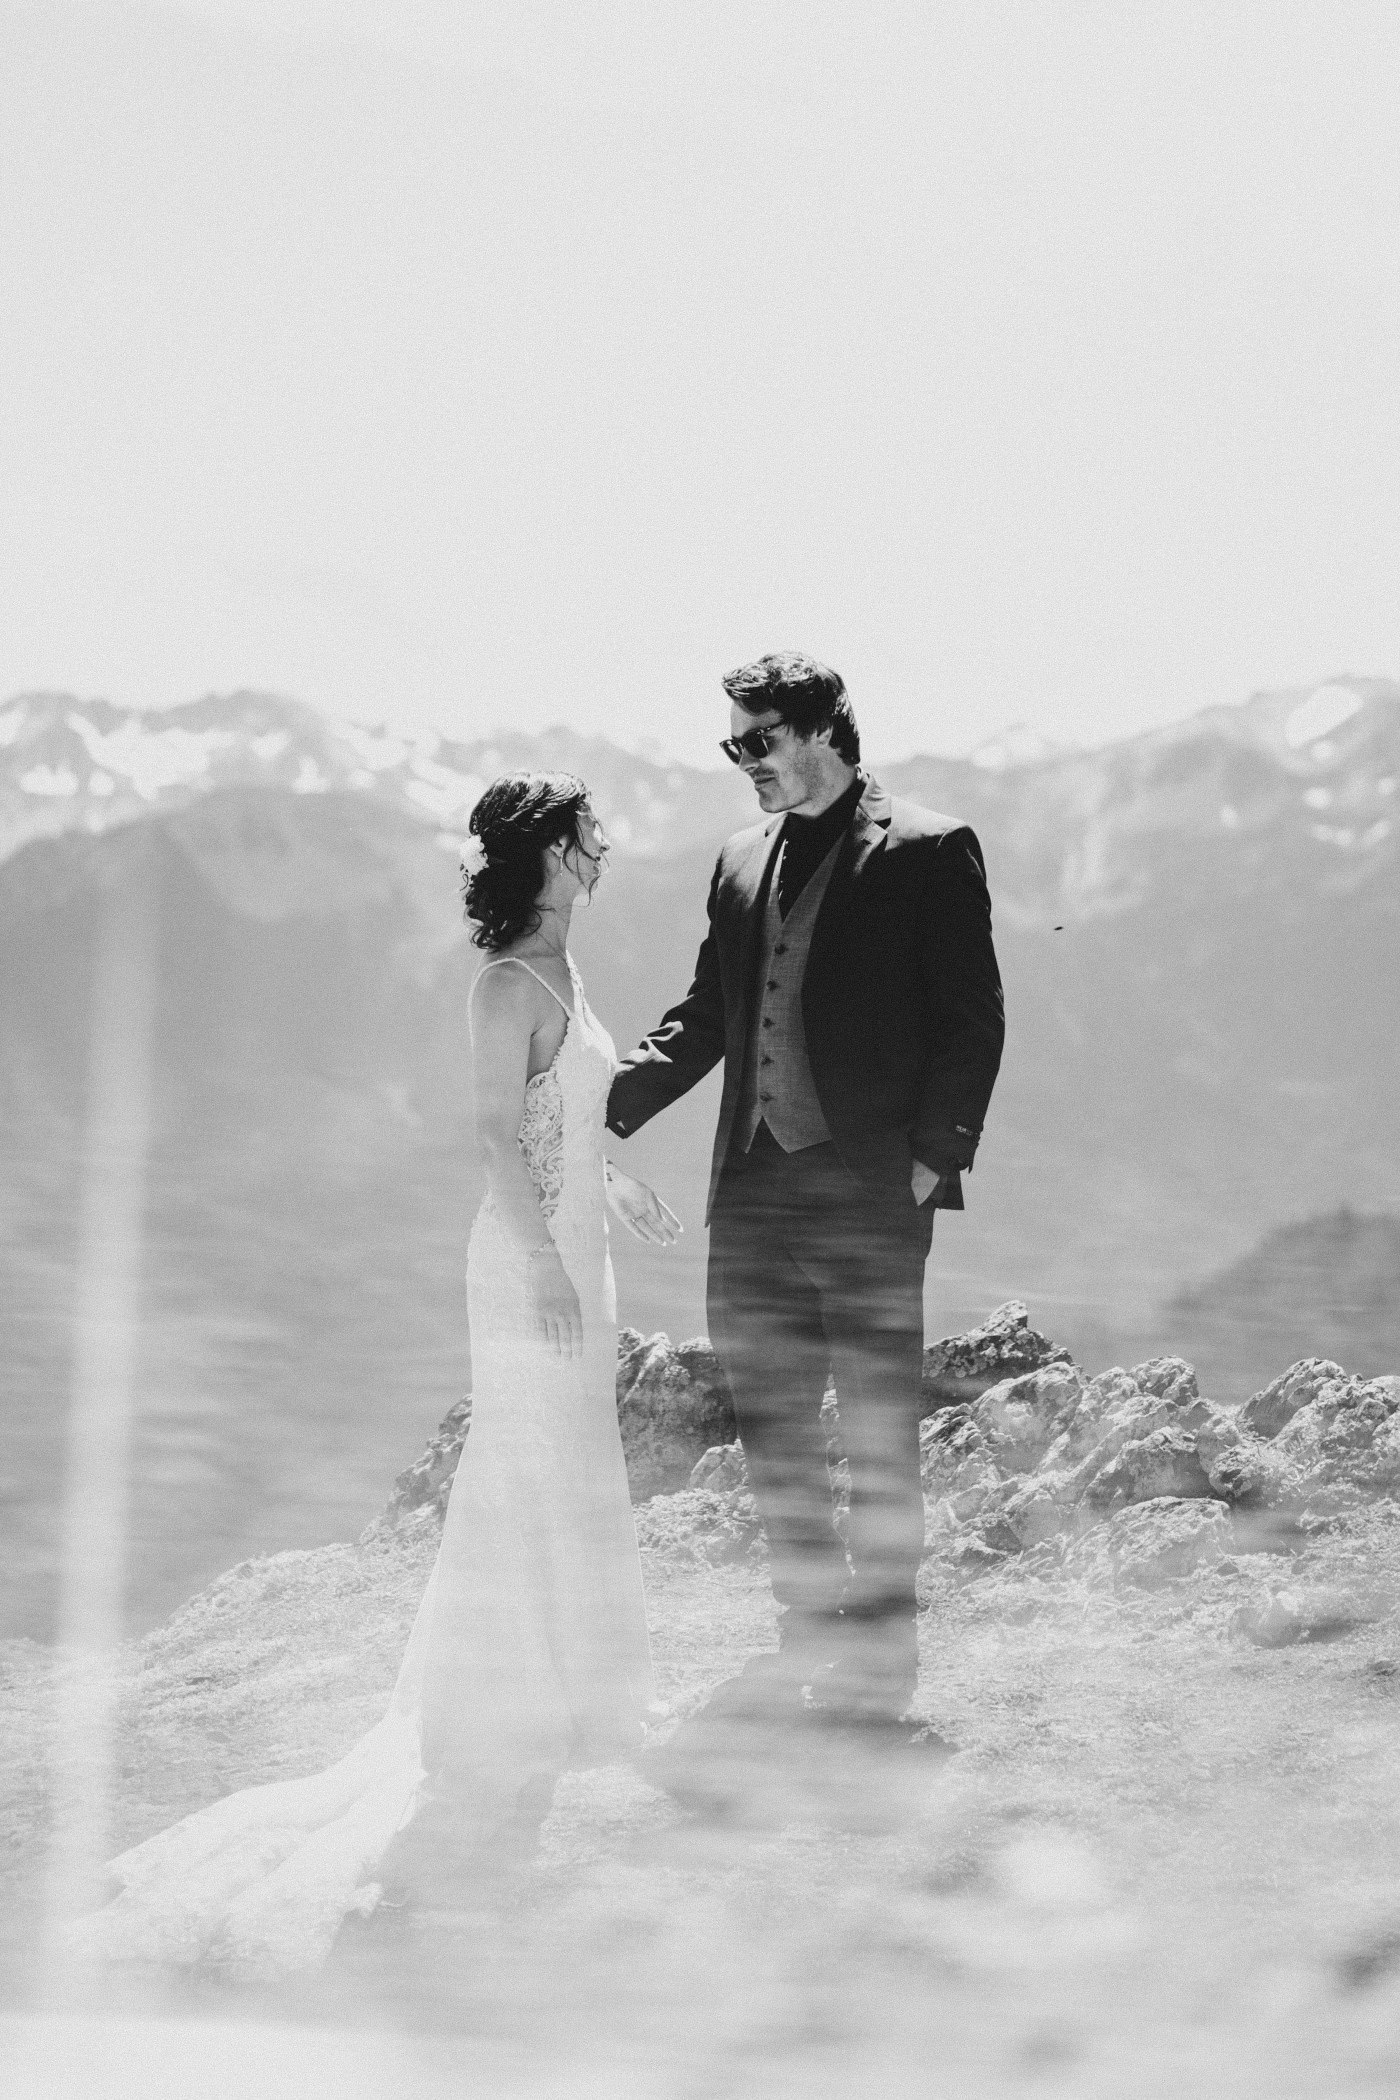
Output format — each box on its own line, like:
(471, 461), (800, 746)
(921, 1301), (1073, 1414)
(689, 1441), (748, 1493)
(1060, 1496), (1231, 1588)
(368, 1329), (737, 1532)
(1129, 1356), (1201, 1408)
(368, 1396), (472, 1533)
(1241, 1358), (1346, 1440)
(1233, 1584), (1374, 1647)
(1203, 1435), (1294, 1508)
(1000, 1473), (1080, 1549)
(919, 1409), (997, 1502)
(1155, 1396), (1297, 1509)
(631, 1484), (766, 1567)
(1063, 1404), (1170, 1500)
(1191, 1403), (1242, 1470)
(371, 1324), (1397, 1587)
(1104, 1497), (1233, 1588)
(946, 1481), (997, 1523)
(1086, 1426), (1216, 1511)
(949, 1535), (1010, 1578)
(615, 1329), (738, 1499)
(1083, 1366), (1144, 1413)
(973, 1363), (1086, 1475)
(1271, 1376), (1400, 1505)
(1057, 1358), (1217, 1498)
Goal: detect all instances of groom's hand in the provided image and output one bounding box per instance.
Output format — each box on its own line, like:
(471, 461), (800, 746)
(605, 1164), (683, 1247)
(911, 1160), (944, 1207)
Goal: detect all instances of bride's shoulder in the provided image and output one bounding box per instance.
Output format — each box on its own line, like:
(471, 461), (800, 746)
(471, 955), (548, 1022)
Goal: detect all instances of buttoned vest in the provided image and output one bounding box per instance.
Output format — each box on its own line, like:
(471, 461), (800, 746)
(734, 833), (844, 1153)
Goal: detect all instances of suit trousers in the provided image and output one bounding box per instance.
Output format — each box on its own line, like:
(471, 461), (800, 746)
(706, 1126), (933, 1626)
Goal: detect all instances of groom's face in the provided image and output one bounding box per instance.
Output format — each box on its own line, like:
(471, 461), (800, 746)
(728, 704), (827, 816)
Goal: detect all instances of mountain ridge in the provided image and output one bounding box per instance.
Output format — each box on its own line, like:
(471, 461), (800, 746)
(4, 676), (1398, 924)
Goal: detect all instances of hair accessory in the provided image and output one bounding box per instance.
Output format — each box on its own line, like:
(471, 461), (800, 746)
(460, 834), (489, 879)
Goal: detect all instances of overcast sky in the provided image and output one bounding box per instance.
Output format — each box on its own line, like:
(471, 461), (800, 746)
(2, 0), (1398, 765)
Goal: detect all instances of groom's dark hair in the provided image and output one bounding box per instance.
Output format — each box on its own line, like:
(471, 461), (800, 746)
(721, 652), (860, 765)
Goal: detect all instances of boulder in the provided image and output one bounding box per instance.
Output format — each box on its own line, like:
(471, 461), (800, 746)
(948, 1535), (1010, 1579)
(632, 1484), (765, 1567)
(1232, 1584), (1374, 1647)
(1157, 1395), (1294, 1510)
(919, 1410), (999, 1512)
(999, 1473), (1081, 1550)
(1272, 1376), (1400, 1505)
(1081, 1366), (1143, 1414)
(1058, 1364), (1213, 1500)
(1128, 1357), (1200, 1408)
(1085, 1426), (1215, 1511)
(372, 1320), (1396, 1589)
(368, 1328), (737, 1532)
(921, 1301), (1073, 1414)
(370, 1395), (472, 1532)
(973, 1363), (1086, 1475)
(1241, 1359), (1346, 1440)
(1099, 1497), (1233, 1589)
(689, 1442), (748, 1493)
(1202, 1434), (1295, 1509)
(615, 1329), (738, 1499)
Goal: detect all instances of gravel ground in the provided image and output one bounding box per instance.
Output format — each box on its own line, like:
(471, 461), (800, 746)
(5, 1505), (1400, 2096)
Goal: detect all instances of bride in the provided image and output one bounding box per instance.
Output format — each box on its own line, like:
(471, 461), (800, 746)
(74, 771), (680, 1975)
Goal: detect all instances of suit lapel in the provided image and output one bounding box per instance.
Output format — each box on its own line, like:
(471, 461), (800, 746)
(732, 820), (783, 1031)
(806, 775), (891, 979)
(848, 776), (892, 878)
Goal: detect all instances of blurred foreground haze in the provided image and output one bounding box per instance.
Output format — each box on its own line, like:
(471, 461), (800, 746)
(5, 7), (1400, 2088)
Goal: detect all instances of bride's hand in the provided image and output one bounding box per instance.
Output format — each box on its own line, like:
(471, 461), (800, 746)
(605, 1165), (683, 1247)
(528, 1246), (584, 1358)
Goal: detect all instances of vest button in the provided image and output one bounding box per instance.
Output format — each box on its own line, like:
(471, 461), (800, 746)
(761, 1018), (774, 1028)
(774, 943), (787, 954)
(766, 979), (779, 990)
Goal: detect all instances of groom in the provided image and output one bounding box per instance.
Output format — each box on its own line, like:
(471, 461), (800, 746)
(607, 654), (1004, 1724)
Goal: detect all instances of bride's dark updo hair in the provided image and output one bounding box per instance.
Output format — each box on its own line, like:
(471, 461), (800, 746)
(460, 770), (592, 952)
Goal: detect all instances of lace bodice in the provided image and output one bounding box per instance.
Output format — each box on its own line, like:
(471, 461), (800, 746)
(519, 1056), (567, 1218)
(474, 953), (617, 1253)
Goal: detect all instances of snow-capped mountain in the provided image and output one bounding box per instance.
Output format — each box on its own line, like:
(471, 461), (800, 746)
(0, 691), (754, 869)
(5, 674), (1394, 923)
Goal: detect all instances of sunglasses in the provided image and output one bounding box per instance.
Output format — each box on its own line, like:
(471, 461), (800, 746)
(719, 723), (791, 766)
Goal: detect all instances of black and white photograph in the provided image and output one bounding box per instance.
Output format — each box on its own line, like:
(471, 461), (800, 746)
(2, 3), (1399, 2094)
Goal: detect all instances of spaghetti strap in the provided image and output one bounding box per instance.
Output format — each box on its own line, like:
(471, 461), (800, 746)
(472, 955), (575, 1020)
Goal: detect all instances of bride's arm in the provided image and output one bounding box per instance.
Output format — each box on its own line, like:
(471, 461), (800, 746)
(471, 967), (583, 1357)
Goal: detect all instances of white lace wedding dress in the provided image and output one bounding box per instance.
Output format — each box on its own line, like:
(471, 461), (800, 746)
(73, 954), (654, 1975)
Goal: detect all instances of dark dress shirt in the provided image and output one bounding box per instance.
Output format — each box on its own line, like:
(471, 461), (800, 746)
(774, 773), (865, 919)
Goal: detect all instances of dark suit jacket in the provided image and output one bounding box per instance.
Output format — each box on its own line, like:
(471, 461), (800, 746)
(606, 776), (1005, 1222)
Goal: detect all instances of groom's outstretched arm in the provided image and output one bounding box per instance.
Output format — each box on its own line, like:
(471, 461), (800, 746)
(607, 858), (727, 1138)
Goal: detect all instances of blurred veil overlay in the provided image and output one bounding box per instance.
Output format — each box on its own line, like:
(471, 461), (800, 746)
(40, 846), (159, 1977)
